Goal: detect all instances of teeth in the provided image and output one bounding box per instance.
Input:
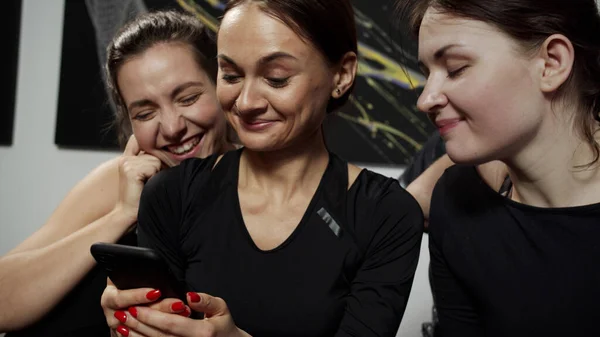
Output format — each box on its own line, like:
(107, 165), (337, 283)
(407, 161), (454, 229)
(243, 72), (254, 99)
(168, 136), (200, 155)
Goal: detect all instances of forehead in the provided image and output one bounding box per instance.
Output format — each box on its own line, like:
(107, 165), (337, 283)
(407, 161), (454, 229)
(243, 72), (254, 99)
(117, 43), (209, 96)
(121, 43), (204, 76)
(418, 8), (513, 59)
(217, 3), (314, 62)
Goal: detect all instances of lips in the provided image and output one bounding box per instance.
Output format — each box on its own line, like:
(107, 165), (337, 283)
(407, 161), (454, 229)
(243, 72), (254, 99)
(239, 118), (276, 131)
(435, 118), (462, 136)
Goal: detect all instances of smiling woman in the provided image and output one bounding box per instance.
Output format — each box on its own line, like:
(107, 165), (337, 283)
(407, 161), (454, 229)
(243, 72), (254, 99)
(0, 10), (235, 336)
(113, 42), (227, 167)
(100, 1), (424, 337)
(396, 0), (600, 335)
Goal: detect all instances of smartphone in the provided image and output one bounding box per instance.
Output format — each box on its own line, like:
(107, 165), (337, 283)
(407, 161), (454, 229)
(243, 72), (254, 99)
(91, 243), (186, 301)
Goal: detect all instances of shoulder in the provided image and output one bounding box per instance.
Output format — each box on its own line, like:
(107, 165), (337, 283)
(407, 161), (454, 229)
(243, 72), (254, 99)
(352, 168), (418, 206)
(435, 164), (479, 193)
(349, 168), (424, 240)
(430, 163), (503, 240)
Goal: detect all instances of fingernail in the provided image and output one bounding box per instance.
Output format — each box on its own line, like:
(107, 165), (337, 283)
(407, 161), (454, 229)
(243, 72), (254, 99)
(146, 289), (162, 301)
(117, 325), (130, 337)
(171, 301), (186, 311)
(177, 307), (191, 317)
(114, 311), (127, 324)
(187, 292), (201, 303)
(127, 306), (137, 318)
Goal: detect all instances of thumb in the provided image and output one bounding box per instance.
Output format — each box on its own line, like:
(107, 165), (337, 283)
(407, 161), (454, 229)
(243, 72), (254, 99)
(186, 292), (229, 318)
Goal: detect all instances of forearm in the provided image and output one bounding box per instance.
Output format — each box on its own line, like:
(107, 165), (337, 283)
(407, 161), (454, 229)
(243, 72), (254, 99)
(0, 208), (134, 332)
(406, 154), (454, 225)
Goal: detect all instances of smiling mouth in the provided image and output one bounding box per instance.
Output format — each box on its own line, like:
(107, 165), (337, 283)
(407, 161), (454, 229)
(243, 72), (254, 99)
(164, 135), (202, 155)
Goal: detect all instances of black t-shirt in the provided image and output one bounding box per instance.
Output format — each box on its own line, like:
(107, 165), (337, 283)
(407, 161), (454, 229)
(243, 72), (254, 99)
(429, 165), (600, 337)
(137, 149), (423, 337)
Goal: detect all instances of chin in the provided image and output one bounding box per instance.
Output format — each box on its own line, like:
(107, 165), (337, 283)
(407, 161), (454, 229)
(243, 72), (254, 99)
(446, 145), (491, 166)
(237, 136), (283, 152)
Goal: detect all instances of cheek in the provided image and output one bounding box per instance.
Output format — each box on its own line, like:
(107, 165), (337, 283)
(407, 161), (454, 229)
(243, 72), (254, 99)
(274, 81), (330, 119)
(131, 122), (157, 150)
(455, 64), (534, 129)
(183, 95), (225, 128)
(216, 84), (238, 110)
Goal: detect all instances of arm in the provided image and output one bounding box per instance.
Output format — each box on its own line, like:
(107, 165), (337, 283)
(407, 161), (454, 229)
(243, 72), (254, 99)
(428, 220), (483, 336)
(0, 157), (127, 331)
(0, 138), (162, 331)
(335, 184), (424, 337)
(405, 154), (453, 228)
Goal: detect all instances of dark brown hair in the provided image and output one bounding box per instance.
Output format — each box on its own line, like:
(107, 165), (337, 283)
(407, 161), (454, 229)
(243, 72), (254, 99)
(396, 0), (600, 166)
(223, 0), (358, 113)
(105, 10), (218, 148)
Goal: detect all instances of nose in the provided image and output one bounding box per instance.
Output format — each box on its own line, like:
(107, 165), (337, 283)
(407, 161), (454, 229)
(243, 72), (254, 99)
(234, 80), (268, 117)
(416, 78), (448, 114)
(159, 108), (187, 141)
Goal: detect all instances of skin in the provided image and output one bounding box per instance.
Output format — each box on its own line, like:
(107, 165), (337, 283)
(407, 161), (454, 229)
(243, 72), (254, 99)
(0, 41), (231, 332)
(101, 3), (360, 337)
(119, 42), (230, 168)
(417, 7), (600, 207)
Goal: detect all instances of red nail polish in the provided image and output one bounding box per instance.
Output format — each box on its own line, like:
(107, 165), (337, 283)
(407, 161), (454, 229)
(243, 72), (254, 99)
(178, 307), (191, 317)
(127, 306), (137, 318)
(117, 325), (130, 337)
(146, 289), (161, 301)
(171, 301), (185, 311)
(114, 311), (127, 324)
(187, 292), (201, 303)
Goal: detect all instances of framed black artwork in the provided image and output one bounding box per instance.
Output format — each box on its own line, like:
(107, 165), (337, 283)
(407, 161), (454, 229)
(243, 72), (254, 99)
(56, 0), (434, 164)
(0, 0), (22, 146)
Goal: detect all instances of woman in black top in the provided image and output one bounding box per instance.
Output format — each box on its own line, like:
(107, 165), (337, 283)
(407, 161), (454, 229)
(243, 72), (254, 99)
(100, 1), (423, 336)
(397, 0), (600, 335)
(2, 10), (235, 336)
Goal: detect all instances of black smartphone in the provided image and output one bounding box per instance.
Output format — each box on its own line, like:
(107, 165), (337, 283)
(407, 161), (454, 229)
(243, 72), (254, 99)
(91, 243), (186, 301)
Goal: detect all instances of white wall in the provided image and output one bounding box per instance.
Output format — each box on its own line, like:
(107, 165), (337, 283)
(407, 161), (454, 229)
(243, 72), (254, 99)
(0, 0), (432, 335)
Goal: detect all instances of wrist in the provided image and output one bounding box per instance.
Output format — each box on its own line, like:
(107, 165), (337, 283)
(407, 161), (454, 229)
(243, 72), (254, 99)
(109, 205), (138, 229)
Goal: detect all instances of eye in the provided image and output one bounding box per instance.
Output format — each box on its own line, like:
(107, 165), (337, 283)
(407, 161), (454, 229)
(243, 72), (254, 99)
(133, 111), (154, 121)
(266, 77), (290, 88)
(447, 65), (468, 79)
(222, 74), (242, 84)
(179, 94), (200, 105)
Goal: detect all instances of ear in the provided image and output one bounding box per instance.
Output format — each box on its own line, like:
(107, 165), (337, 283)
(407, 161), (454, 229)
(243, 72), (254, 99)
(538, 34), (575, 93)
(331, 51), (358, 98)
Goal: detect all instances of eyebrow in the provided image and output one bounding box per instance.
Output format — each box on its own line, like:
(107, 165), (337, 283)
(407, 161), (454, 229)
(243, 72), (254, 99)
(127, 81), (205, 112)
(217, 51), (298, 68)
(417, 44), (463, 71)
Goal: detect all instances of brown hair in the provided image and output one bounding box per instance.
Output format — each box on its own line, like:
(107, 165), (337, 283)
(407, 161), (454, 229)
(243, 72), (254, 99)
(223, 0), (358, 113)
(105, 10), (218, 148)
(396, 0), (600, 166)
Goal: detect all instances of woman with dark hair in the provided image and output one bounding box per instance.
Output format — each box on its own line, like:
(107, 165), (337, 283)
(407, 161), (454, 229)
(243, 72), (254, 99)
(100, 1), (423, 336)
(397, 0), (600, 335)
(0, 10), (235, 336)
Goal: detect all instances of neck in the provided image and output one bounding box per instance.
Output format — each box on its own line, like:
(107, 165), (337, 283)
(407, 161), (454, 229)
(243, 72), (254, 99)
(239, 128), (329, 199)
(503, 109), (600, 208)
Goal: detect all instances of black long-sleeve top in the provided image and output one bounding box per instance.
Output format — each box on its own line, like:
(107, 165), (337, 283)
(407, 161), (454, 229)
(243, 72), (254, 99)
(429, 165), (600, 336)
(137, 149), (423, 337)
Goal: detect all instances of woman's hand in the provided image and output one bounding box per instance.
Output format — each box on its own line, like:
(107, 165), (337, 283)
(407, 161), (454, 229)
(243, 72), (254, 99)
(113, 135), (164, 223)
(113, 292), (252, 337)
(101, 279), (191, 337)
